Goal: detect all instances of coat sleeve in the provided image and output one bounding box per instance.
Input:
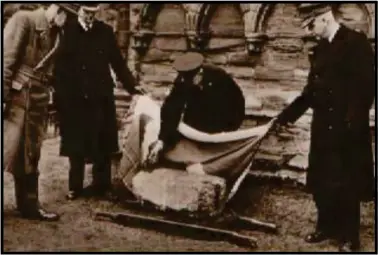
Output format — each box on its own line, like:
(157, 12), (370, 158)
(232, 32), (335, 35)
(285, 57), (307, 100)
(107, 26), (140, 95)
(344, 32), (375, 132)
(158, 77), (188, 146)
(276, 60), (315, 125)
(3, 12), (29, 102)
(219, 73), (245, 131)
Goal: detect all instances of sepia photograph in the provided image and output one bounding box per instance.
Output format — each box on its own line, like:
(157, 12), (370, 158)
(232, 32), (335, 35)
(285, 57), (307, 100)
(2, 2), (376, 253)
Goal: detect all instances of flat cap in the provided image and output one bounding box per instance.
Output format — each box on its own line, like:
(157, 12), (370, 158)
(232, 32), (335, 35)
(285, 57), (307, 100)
(301, 5), (335, 28)
(173, 52), (204, 72)
(57, 3), (100, 14)
(81, 3), (101, 12)
(57, 4), (80, 14)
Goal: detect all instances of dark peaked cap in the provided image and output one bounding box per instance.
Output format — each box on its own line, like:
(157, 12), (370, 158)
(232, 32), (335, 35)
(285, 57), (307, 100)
(301, 4), (339, 28)
(173, 52), (205, 72)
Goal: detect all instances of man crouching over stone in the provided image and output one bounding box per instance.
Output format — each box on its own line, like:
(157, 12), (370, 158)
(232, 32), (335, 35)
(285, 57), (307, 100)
(113, 52), (254, 198)
(146, 52), (246, 173)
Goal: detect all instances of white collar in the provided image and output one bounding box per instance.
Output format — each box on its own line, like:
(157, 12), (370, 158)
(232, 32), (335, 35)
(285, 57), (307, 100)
(78, 17), (92, 31)
(328, 22), (340, 43)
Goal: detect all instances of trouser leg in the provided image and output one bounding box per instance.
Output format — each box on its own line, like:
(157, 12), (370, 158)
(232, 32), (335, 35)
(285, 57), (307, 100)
(13, 133), (39, 214)
(338, 190), (360, 242)
(92, 155), (111, 193)
(68, 156), (85, 193)
(313, 191), (337, 236)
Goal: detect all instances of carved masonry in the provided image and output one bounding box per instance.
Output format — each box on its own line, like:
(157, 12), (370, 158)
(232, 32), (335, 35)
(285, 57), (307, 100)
(131, 4), (162, 56)
(131, 3), (375, 56)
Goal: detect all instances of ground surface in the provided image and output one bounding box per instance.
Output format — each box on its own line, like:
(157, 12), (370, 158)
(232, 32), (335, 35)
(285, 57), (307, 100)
(3, 137), (376, 252)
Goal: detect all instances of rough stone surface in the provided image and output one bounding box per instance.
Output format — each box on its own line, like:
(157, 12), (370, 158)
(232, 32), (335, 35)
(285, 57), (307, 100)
(131, 168), (227, 216)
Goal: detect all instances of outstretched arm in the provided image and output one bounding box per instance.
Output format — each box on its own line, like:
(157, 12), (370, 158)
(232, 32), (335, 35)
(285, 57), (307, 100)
(108, 26), (140, 95)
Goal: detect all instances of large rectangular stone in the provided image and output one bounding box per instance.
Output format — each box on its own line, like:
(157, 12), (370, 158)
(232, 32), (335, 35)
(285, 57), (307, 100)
(131, 168), (227, 217)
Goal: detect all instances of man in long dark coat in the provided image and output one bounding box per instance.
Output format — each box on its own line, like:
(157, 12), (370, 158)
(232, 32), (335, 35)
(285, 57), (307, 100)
(3, 4), (69, 221)
(53, 4), (141, 200)
(275, 5), (375, 252)
(146, 52), (245, 170)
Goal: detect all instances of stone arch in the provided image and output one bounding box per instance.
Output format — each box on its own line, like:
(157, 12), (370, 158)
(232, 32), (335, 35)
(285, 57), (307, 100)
(139, 3), (164, 29)
(195, 4), (274, 53)
(197, 3), (274, 34)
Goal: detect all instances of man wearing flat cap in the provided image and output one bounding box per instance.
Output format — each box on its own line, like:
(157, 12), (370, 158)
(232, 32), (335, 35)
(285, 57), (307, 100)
(146, 52), (245, 169)
(53, 3), (142, 200)
(3, 4), (69, 221)
(274, 4), (375, 252)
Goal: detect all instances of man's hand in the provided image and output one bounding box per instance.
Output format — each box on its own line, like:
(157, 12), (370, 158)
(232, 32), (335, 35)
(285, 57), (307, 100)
(269, 118), (299, 139)
(144, 140), (164, 168)
(186, 163), (206, 175)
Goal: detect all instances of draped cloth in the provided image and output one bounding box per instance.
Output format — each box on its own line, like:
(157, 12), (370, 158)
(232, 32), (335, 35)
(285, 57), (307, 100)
(114, 96), (272, 201)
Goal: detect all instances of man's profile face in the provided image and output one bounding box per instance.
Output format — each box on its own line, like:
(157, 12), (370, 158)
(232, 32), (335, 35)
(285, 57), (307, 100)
(304, 14), (328, 38)
(53, 10), (67, 28)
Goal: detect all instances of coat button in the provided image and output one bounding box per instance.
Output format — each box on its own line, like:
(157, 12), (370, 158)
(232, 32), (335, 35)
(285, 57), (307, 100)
(329, 107), (333, 112)
(82, 65), (86, 70)
(84, 94), (88, 99)
(328, 125), (333, 130)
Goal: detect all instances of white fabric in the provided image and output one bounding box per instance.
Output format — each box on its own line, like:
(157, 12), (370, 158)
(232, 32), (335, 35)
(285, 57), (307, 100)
(131, 96), (272, 144)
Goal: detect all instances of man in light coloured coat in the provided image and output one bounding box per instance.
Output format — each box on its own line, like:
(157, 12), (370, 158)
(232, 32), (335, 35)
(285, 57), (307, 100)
(3, 4), (69, 221)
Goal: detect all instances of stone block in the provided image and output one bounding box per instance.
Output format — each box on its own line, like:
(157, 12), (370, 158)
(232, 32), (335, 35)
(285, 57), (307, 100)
(267, 38), (304, 53)
(131, 168), (227, 216)
(287, 154), (308, 170)
(228, 51), (260, 66)
(244, 94), (263, 112)
(224, 66), (255, 79)
(143, 48), (171, 63)
(254, 66), (294, 81)
(151, 37), (188, 51)
(205, 54), (228, 65)
(140, 74), (176, 84)
(207, 38), (245, 51)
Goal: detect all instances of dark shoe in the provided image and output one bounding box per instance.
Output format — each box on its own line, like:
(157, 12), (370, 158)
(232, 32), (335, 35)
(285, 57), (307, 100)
(338, 240), (360, 252)
(21, 208), (60, 221)
(66, 191), (80, 200)
(304, 231), (329, 243)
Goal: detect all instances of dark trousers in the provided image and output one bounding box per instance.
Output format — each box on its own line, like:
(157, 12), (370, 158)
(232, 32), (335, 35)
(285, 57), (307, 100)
(13, 139), (40, 214)
(68, 155), (111, 193)
(313, 188), (360, 242)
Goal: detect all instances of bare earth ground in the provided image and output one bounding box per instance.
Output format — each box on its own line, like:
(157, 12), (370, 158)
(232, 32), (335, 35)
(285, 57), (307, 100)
(3, 136), (376, 252)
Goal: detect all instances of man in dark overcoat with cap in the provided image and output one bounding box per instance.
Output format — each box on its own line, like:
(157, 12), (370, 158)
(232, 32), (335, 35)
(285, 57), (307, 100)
(146, 52), (245, 170)
(53, 3), (141, 200)
(274, 4), (375, 252)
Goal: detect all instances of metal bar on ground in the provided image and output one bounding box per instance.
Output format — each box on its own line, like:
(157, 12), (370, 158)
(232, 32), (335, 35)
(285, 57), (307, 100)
(94, 210), (258, 249)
